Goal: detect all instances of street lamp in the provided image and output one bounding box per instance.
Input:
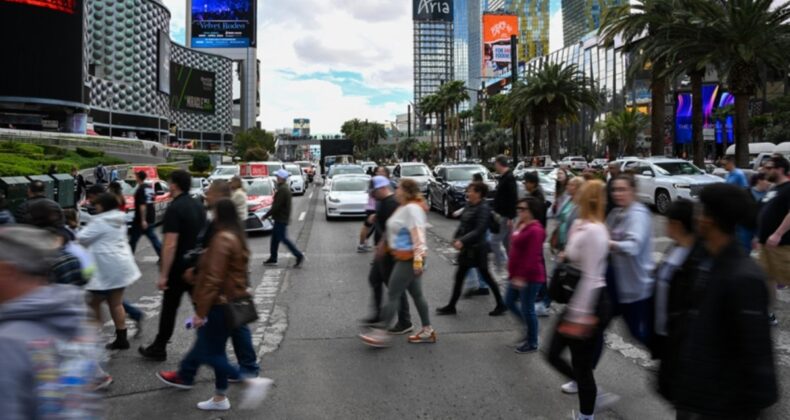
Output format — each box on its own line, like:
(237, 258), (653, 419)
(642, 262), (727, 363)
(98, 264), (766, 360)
(440, 79), (446, 163)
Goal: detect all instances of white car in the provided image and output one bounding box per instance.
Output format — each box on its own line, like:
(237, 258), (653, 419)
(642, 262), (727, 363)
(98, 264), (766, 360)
(243, 179), (276, 233)
(284, 164), (306, 195)
(359, 161), (377, 174)
(323, 164), (366, 191)
(560, 156), (588, 170)
(615, 157), (724, 214)
(324, 174), (371, 220)
(393, 162), (433, 194)
(208, 165), (239, 183)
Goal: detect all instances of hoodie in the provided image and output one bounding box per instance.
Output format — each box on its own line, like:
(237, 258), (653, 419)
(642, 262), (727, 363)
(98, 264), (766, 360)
(0, 285), (102, 419)
(606, 202), (655, 303)
(77, 209), (141, 291)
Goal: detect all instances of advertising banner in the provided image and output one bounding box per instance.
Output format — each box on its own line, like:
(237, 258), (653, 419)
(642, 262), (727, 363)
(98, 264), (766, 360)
(191, 0), (256, 48)
(413, 0), (453, 22)
(170, 62), (216, 114)
(483, 14), (518, 79)
(2, 0), (78, 14)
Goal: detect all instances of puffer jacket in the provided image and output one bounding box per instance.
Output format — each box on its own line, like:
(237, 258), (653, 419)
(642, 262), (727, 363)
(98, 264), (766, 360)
(191, 230), (251, 319)
(77, 209), (140, 291)
(454, 200), (490, 263)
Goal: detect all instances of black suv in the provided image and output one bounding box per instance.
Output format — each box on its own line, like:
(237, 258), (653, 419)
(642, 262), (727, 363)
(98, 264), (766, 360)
(427, 164), (497, 218)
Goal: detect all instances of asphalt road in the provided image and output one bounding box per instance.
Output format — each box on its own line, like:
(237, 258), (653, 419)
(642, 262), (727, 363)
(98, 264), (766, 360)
(104, 183), (790, 419)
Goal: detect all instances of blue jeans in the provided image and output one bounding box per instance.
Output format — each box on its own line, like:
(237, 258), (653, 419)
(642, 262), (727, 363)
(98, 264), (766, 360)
(504, 283), (542, 348)
(618, 298), (654, 347)
(123, 301), (143, 322)
(231, 324), (260, 377)
(178, 306), (240, 394)
(270, 222), (303, 262)
(129, 224), (162, 256)
(464, 268), (489, 290)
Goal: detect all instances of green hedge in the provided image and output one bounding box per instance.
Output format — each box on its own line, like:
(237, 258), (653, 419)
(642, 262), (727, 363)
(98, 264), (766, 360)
(75, 146), (105, 158)
(156, 165), (181, 181)
(0, 143), (123, 177)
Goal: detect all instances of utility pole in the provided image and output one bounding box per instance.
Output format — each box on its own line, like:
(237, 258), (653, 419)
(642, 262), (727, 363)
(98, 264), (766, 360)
(440, 79), (446, 162)
(407, 104), (412, 138)
(510, 35), (518, 167)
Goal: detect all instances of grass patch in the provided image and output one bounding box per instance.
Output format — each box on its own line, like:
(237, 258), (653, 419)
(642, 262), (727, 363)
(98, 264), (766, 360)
(0, 142), (124, 177)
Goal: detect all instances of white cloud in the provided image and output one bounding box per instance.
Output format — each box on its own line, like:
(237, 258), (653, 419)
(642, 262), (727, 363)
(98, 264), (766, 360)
(549, 9), (563, 53)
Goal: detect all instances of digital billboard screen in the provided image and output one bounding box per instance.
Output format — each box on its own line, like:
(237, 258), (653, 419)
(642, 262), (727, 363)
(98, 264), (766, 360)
(676, 84), (720, 144)
(0, 0), (84, 105)
(191, 0), (255, 48)
(483, 14), (519, 79)
(413, 0), (453, 22)
(170, 62), (216, 113)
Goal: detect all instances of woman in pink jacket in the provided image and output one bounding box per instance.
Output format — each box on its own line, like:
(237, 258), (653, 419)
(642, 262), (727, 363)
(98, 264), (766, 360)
(505, 196), (547, 354)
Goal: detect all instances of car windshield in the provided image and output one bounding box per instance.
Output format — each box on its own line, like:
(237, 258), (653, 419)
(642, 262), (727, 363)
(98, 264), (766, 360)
(571, 157), (586, 162)
(401, 165), (430, 177)
(191, 179), (203, 188)
(446, 167), (486, 182)
(214, 167), (237, 175)
(120, 182), (136, 195)
(286, 166), (301, 176)
(247, 181), (273, 196)
(332, 178), (369, 192)
(266, 164), (283, 174)
(654, 162), (704, 176)
(331, 166), (364, 177)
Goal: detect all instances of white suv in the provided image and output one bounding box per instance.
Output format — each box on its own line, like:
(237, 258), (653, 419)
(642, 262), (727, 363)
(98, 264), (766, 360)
(560, 156), (588, 170)
(614, 157), (723, 214)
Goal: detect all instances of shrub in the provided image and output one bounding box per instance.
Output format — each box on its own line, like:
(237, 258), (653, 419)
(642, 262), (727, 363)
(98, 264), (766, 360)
(75, 147), (104, 158)
(42, 145), (67, 159)
(244, 147), (269, 162)
(191, 153), (211, 173)
(156, 165), (181, 181)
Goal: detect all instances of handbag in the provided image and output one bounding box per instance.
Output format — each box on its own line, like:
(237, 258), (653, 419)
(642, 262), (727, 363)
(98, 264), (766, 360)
(549, 262), (582, 304)
(225, 295), (259, 330)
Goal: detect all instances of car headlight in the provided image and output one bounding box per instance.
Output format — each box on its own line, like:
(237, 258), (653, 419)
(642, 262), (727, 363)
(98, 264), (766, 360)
(673, 183), (691, 189)
(328, 196), (340, 203)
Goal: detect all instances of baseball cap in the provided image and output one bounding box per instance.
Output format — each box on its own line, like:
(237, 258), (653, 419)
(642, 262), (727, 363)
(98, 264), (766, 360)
(372, 176), (390, 190)
(274, 169), (290, 179)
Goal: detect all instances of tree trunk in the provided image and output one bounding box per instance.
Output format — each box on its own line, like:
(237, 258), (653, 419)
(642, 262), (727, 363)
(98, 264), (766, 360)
(520, 119), (528, 160)
(533, 123), (542, 156)
(734, 92), (751, 168)
(691, 70), (705, 168)
(548, 118), (559, 160)
(651, 69), (667, 157)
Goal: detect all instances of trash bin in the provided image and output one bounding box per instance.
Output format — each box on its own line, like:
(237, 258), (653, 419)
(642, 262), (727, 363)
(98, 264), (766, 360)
(26, 175), (55, 201)
(0, 176), (30, 213)
(50, 173), (76, 209)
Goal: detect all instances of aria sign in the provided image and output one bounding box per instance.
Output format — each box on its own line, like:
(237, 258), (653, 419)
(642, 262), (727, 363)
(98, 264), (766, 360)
(413, 0), (453, 22)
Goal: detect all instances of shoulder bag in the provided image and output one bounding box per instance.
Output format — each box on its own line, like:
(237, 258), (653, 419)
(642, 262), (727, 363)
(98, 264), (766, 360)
(549, 262), (582, 304)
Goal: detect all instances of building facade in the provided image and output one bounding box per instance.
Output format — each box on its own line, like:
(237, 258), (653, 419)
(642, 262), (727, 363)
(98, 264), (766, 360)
(413, 0), (455, 128)
(562, 0), (626, 46)
(503, 0), (550, 63)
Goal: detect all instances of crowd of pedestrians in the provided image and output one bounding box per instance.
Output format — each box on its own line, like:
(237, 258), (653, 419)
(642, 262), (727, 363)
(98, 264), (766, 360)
(355, 154), (787, 420)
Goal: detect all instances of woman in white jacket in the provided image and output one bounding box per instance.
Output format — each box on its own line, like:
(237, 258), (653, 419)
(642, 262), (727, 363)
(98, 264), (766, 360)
(78, 192), (141, 350)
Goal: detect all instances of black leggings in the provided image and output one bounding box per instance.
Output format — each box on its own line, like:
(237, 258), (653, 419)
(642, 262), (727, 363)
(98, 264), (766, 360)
(545, 291), (611, 416)
(447, 247), (504, 308)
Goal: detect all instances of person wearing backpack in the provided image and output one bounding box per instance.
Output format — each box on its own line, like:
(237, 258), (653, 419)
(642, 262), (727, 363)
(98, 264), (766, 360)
(0, 226), (104, 419)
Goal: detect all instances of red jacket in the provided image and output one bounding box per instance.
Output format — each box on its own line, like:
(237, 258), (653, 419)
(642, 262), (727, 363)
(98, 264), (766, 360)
(507, 221), (546, 284)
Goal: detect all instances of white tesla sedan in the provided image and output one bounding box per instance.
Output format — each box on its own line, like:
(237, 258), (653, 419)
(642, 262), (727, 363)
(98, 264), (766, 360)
(284, 163), (306, 195)
(324, 174), (371, 220)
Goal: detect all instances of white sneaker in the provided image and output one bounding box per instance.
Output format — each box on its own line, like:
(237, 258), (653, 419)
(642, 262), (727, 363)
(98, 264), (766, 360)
(197, 397), (231, 411)
(595, 391), (621, 411)
(561, 380), (578, 394)
(239, 377), (274, 410)
(535, 303), (550, 317)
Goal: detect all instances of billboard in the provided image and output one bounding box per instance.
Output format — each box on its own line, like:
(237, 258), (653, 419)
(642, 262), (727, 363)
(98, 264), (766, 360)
(293, 118), (310, 137)
(483, 14), (519, 79)
(675, 84), (720, 144)
(157, 31), (171, 95)
(191, 0), (256, 48)
(170, 62), (216, 113)
(413, 0), (453, 22)
(0, 0), (84, 105)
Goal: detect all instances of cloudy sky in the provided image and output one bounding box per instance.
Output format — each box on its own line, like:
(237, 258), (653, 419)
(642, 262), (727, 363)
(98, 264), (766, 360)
(163, 0), (564, 134)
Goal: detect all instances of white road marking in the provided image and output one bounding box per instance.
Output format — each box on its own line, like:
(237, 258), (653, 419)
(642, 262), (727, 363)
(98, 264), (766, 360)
(298, 211), (306, 222)
(308, 192), (313, 200)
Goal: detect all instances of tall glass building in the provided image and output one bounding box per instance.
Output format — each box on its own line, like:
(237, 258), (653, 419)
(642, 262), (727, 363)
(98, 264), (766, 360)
(503, 0), (550, 63)
(414, 4), (454, 128)
(562, 0), (626, 46)
(454, 0), (471, 91)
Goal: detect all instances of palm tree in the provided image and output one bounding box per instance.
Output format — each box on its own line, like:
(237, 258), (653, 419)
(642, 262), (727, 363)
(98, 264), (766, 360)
(438, 81), (470, 157)
(600, 0), (679, 157)
(685, 0), (790, 167)
(420, 94), (440, 148)
(515, 62), (599, 159)
(597, 110), (650, 157)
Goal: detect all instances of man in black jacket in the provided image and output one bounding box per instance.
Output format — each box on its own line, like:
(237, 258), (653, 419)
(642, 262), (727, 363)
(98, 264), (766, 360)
(491, 155), (517, 273)
(14, 181), (53, 225)
(659, 184), (776, 419)
(437, 182), (506, 316)
(262, 170), (304, 268)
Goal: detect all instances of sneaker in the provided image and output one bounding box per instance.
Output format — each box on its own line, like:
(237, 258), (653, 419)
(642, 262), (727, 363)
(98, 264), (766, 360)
(408, 327), (437, 344)
(359, 316), (381, 327)
(293, 255), (305, 268)
(489, 305), (507, 317)
(595, 391), (621, 411)
(535, 303), (550, 318)
(358, 328), (392, 348)
(769, 313), (779, 327)
(515, 343), (538, 354)
(197, 397), (231, 411)
(357, 244), (371, 253)
(561, 380), (578, 394)
(388, 323), (415, 335)
(263, 259), (278, 266)
(156, 371), (193, 390)
(435, 305), (457, 316)
(239, 377), (274, 410)
(138, 344), (167, 361)
(92, 374), (113, 391)
(229, 371), (258, 384)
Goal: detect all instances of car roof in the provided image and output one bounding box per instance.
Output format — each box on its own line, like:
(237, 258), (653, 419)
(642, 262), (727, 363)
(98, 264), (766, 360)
(332, 164), (363, 169)
(398, 162), (427, 166)
(332, 174), (370, 179)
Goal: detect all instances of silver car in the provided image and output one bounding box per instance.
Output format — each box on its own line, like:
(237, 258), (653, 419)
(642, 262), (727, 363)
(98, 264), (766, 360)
(324, 174), (371, 220)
